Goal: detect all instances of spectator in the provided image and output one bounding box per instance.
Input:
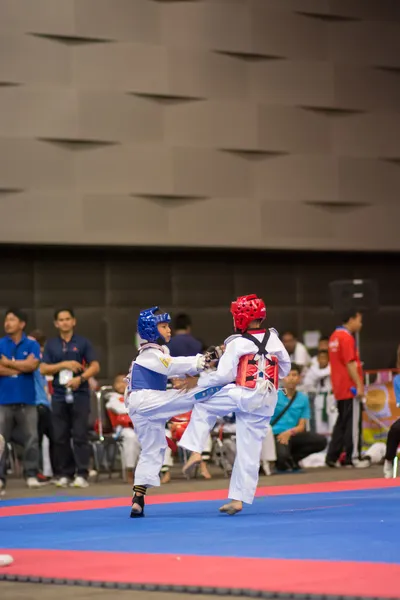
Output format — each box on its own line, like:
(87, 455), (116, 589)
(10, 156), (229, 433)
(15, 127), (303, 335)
(303, 348), (337, 436)
(271, 365), (327, 471)
(29, 329), (57, 481)
(0, 309), (42, 491)
(310, 336), (330, 368)
(326, 310), (369, 468)
(168, 314), (202, 357)
(383, 374), (400, 478)
(281, 331), (311, 368)
(105, 374), (140, 479)
(40, 308), (100, 488)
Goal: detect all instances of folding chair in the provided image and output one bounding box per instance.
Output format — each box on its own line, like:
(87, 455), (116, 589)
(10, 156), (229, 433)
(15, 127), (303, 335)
(90, 386), (127, 482)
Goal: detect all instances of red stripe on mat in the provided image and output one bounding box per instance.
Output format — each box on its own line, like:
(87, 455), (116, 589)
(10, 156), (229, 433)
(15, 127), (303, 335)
(1, 550), (399, 598)
(1, 478), (399, 518)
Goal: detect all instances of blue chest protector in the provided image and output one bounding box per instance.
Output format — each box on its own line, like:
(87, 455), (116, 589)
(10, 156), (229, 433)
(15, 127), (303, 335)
(129, 363), (168, 392)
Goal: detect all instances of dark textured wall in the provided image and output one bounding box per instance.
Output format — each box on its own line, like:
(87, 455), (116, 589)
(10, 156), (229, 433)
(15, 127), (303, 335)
(1, 246), (398, 379)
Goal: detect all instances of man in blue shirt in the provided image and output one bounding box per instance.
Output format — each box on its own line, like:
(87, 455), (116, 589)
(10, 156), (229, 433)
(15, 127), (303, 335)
(0, 309), (42, 492)
(168, 314), (203, 357)
(41, 308), (100, 488)
(271, 364), (326, 471)
(383, 374), (400, 478)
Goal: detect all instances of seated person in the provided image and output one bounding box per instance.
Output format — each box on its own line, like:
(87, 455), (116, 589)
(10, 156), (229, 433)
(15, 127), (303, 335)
(303, 348), (337, 437)
(105, 374), (141, 477)
(383, 373), (400, 478)
(161, 411), (213, 482)
(271, 365), (327, 471)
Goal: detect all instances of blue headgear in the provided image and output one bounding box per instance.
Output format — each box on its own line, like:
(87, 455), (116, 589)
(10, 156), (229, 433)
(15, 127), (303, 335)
(137, 307), (171, 343)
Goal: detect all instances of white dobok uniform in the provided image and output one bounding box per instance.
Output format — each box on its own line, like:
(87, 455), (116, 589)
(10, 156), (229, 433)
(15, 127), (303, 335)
(125, 344), (205, 487)
(303, 363), (337, 436)
(105, 392), (141, 469)
(179, 330), (291, 504)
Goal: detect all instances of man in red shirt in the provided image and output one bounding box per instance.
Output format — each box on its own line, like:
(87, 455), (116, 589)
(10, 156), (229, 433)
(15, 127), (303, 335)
(326, 310), (370, 468)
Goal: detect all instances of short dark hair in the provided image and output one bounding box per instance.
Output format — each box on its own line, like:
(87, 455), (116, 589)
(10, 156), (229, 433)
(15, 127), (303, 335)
(29, 329), (47, 347)
(5, 308), (27, 324)
(54, 308), (75, 320)
(289, 363), (302, 375)
(174, 313), (191, 330)
(341, 309), (361, 325)
(319, 336), (330, 343)
(281, 331), (297, 339)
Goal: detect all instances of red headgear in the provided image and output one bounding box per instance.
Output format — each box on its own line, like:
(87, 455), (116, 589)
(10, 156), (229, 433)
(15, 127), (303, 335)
(230, 294), (266, 332)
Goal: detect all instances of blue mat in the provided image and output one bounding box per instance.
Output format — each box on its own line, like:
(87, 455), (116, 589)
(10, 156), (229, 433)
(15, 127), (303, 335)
(1, 488), (399, 564)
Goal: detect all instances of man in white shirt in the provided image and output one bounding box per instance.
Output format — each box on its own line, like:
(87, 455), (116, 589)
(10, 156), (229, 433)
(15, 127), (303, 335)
(281, 331), (311, 367)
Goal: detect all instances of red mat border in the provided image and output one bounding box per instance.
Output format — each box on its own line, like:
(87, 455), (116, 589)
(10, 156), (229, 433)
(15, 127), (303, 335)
(1, 477), (399, 518)
(1, 550), (400, 598)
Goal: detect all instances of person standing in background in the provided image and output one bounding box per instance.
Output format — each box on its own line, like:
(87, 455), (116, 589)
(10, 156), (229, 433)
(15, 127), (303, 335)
(0, 309), (41, 492)
(40, 308), (100, 488)
(168, 314), (202, 357)
(326, 310), (370, 469)
(29, 329), (57, 482)
(281, 331), (311, 368)
(167, 313), (210, 480)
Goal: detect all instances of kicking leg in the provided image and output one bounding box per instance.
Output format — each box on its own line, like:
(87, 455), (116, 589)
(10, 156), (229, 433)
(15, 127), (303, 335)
(222, 412), (270, 515)
(179, 390), (237, 477)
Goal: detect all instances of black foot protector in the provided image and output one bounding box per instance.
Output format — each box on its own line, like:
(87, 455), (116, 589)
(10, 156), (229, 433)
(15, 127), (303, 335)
(130, 485), (146, 518)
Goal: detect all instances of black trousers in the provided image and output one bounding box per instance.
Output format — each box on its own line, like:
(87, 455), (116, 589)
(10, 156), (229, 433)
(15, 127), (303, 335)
(275, 432), (327, 471)
(326, 398), (362, 464)
(52, 397), (90, 479)
(37, 404), (57, 476)
(385, 418), (400, 461)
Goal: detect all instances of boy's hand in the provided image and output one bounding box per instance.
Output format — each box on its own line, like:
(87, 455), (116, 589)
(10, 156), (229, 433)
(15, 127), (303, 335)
(178, 375), (199, 392)
(62, 360), (83, 373)
(277, 430), (292, 446)
(65, 376), (83, 391)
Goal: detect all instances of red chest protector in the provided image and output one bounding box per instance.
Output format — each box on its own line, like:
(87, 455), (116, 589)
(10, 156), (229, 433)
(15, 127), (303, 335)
(235, 331), (278, 390)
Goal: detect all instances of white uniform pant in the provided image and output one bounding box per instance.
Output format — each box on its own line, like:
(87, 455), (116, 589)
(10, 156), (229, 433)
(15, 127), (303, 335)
(163, 429), (174, 469)
(127, 386), (205, 487)
(120, 428), (141, 469)
(179, 386), (273, 504)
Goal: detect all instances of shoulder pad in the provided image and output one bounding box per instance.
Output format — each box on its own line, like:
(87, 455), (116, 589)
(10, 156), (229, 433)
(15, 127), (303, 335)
(138, 342), (164, 354)
(269, 328), (279, 336)
(224, 334), (241, 345)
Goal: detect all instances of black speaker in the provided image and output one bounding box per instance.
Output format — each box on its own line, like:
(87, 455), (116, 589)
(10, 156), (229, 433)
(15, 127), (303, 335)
(329, 279), (379, 315)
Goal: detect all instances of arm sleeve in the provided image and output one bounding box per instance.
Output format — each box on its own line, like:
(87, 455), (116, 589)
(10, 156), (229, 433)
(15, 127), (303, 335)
(301, 395), (311, 421)
(106, 394), (128, 415)
(42, 342), (54, 364)
(340, 335), (357, 364)
(197, 341), (239, 388)
(30, 340), (41, 360)
(302, 366), (319, 392)
(137, 351), (200, 377)
(83, 339), (97, 363)
(273, 337), (292, 379)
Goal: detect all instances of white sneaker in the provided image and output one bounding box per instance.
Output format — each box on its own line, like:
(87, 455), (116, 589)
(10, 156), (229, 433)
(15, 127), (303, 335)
(26, 477), (42, 488)
(262, 461), (271, 476)
(353, 457), (371, 469)
(0, 554), (14, 567)
(70, 476), (89, 488)
(55, 477), (70, 488)
(383, 460), (394, 479)
(0, 434), (5, 460)
(0, 480), (5, 496)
